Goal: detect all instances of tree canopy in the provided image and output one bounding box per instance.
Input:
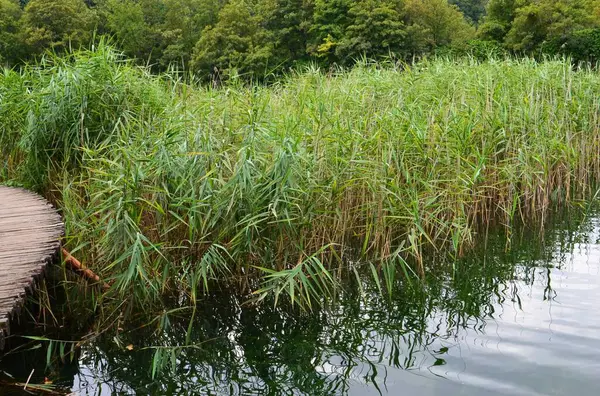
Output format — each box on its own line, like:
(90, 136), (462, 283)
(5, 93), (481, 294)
(191, 0), (274, 79)
(0, 0), (599, 78)
(0, 0), (21, 64)
(20, 0), (95, 55)
(480, 0), (600, 58)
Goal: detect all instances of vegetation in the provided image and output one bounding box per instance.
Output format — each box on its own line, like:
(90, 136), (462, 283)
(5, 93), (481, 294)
(1, 0), (600, 385)
(2, 45), (600, 320)
(479, 0), (600, 61)
(2, 180), (591, 389)
(1, 0), (598, 79)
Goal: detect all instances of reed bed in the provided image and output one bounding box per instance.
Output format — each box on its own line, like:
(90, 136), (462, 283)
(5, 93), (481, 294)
(1, 45), (599, 314)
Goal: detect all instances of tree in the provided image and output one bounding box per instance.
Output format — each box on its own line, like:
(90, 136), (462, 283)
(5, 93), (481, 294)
(159, 0), (223, 68)
(449, 0), (487, 24)
(477, 0), (517, 42)
(101, 0), (163, 62)
(21, 0), (95, 55)
(550, 28), (600, 62)
(308, 0), (352, 62)
(404, 0), (475, 53)
(259, 0), (313, 66)
(191, 0), (274, 80)
(337, 0), (407, 63)
(505, 0), (598, 52)
(0, 0), (22, 65)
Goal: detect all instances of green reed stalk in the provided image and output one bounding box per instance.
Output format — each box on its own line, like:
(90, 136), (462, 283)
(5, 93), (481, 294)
(2, 44), (600, 316)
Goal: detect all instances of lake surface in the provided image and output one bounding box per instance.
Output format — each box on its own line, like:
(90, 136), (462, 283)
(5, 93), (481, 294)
(3, 209), (600, 395)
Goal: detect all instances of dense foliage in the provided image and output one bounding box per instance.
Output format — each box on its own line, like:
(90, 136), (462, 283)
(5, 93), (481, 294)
(479, 0), (600, 61)
(2, 46), (600, 316)
(2, 0), (598, 80)
(1, 0), (468, 79)
(0, 0), (600, 82)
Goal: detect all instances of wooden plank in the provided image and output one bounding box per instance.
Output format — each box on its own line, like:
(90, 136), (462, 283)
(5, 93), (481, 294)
(0, 186), (64, 347)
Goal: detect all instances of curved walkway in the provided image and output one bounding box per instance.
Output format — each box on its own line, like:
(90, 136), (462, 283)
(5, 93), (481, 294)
(0, 186), (63, 347)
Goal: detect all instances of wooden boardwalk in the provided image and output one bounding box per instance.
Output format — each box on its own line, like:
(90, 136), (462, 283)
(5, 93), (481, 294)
(0, 186), (63, 346)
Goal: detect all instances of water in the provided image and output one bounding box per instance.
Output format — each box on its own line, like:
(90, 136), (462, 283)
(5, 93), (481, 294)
(3, 210), (600, 395)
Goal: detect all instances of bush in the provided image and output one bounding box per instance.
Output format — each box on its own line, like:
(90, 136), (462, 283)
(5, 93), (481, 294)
(543, 29), (600, 64)
(435, 39), (506, 61)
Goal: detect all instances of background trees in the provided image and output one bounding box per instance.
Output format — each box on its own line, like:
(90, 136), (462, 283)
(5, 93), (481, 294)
(479, 0), (600, 59)
(336, 0), (407, 63)
(449, 0), (487, 24)
(160, 0), (222, 68)
(190, 0), (274, 79)
(1, 0), (600, 79)
(102, 0), (154, 60)
(505, 0), (598, 52)
(478, 0), (517, 42)
(404, 0), (475, 53)
(0, 0), (21, 65)
(20, 0), (95, 55)
(261, 0), (313, 66)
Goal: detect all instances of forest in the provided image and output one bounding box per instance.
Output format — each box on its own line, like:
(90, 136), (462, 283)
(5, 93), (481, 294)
(1, 0), (600, 80)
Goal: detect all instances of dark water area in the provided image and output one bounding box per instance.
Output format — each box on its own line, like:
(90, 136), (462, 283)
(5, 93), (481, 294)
(2, 209), (600, 395)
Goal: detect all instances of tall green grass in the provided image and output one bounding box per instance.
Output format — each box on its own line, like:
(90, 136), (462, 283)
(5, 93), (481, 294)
(1, 45), (599, 316)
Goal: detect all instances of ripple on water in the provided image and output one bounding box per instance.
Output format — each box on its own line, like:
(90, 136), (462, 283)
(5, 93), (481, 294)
(7, 212), (600, 395)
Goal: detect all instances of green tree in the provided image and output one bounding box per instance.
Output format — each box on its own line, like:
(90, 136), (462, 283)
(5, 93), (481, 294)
(505, 0), (598, 52)
(549, 28), (600, 62)
(449, 0), (487, 24)
(478, 0), (517, 42)
(21, 0), (95, 55)
(191, 0), (274, 79)
(337, 0), (407, 63)
(159, 0), (223, 68)
(0, 0), (22, 65)
(308, 0), (351, 61)
(404, 0), (475, 53)
(102, 0), (162, 61)
(259, 0), (313, 66)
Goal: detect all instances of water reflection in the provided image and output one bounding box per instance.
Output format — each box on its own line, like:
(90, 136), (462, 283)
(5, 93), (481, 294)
(6, 210), (600, 395)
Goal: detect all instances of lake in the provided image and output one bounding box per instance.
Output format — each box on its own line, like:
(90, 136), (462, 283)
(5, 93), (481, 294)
(3, 208), (600, 395)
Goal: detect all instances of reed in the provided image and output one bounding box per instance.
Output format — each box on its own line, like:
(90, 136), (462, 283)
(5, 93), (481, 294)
(2, 44), (600, 315)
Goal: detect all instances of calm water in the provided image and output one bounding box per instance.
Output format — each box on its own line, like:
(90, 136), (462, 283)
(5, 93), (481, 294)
(3, 210), (600, 395)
